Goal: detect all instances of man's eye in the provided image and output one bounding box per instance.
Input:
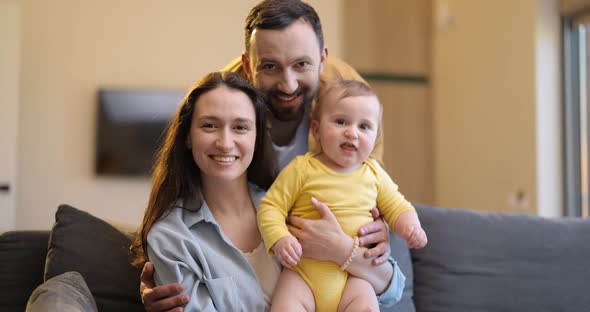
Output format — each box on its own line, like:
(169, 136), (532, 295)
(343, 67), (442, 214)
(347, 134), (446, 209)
(296, 61), (310, 68)
(260, 64), (276, 71)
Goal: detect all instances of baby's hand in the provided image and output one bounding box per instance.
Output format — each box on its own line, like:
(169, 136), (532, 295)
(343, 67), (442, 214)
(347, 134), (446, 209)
(272, 235), (302, 268)
(402, 224), (428, 249)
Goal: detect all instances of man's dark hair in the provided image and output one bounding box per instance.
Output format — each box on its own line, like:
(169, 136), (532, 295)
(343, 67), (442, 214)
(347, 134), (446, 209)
(244, 0), (324, 53)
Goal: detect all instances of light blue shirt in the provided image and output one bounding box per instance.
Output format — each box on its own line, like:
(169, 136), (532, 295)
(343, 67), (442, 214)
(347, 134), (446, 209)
(148, 183), (405, 311)
(147, 184), (270, 311)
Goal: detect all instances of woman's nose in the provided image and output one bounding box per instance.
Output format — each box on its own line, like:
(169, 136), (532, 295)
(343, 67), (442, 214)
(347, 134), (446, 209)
(215, 129), (234, 151)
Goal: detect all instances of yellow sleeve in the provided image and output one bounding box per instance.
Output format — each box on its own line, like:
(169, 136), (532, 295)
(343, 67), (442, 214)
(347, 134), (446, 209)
(257, 157), (304, 254)
(371, 160), (415, 232)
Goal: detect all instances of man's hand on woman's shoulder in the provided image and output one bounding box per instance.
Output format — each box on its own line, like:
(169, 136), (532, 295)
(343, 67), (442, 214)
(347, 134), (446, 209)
(140, 262), (189, 312)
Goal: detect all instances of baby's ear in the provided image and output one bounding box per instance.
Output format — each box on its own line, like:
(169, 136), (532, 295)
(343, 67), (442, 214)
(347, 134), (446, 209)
(310, 120), (320, 140)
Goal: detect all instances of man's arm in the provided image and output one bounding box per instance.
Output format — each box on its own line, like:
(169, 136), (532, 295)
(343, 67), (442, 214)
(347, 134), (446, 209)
(140, 262), (187, 312)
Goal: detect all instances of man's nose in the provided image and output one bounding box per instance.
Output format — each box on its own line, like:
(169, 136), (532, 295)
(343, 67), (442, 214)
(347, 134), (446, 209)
(277, 69), (298, 95)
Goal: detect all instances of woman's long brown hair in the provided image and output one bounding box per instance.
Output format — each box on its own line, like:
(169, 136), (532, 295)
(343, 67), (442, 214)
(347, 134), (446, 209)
(130, 71), (277, 266)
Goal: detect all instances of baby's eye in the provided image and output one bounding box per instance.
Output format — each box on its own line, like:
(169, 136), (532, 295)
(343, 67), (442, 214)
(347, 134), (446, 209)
(360, 123), (371, 130)
(335, 118), (346, 125)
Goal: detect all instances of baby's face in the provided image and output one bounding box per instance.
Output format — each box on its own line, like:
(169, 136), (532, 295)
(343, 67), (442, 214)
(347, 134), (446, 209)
(313, 94), (380, 171)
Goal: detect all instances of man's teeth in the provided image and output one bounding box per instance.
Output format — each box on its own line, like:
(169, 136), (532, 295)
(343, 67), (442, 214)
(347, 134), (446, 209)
(212, 156), (236, 162)
(277, 94), (297, 101)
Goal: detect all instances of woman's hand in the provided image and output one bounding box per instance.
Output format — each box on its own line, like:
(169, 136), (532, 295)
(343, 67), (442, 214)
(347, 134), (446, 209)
(358, 208), (391, 265)
(140, 262), (189, 312)
(287, 197), (352, 265)
(287, 198), (394, 295)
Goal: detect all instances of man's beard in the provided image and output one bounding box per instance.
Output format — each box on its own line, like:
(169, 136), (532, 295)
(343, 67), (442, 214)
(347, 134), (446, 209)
(266, 86), (317, 122)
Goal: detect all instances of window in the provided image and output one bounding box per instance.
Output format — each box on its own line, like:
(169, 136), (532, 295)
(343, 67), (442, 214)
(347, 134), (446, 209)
(563, 11), (590, 217)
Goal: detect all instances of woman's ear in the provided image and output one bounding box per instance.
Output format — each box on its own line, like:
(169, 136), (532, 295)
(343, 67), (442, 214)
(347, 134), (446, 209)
(186, 134), (192, 149)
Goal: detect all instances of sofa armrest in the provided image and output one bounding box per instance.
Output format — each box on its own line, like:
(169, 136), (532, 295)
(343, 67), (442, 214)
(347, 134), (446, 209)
(0, 231), (50, 311)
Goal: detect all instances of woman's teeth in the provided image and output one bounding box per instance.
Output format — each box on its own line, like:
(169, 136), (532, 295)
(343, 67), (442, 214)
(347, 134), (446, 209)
(212, 156), (236, 162)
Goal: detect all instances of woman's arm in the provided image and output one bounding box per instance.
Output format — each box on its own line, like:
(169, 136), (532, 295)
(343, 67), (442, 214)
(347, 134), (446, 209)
(287, 198), (399, 295)
(147, 231), (221, 312)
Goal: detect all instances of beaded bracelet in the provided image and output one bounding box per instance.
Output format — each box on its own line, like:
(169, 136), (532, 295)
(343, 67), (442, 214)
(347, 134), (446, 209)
(340, 236), (360, 271)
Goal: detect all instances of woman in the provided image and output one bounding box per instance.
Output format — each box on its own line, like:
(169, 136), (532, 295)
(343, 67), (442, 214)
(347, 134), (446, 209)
(131, 71), (402, 311)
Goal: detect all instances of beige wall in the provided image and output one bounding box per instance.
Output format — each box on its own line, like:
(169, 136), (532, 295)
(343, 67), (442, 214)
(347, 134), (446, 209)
(432, 0), (561, 215)
(14, 0), (343, 229)
(342, 0), (433, 205)
(10, 0), (566, 229)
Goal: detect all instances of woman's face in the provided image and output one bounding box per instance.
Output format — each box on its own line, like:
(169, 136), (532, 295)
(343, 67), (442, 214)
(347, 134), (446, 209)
(187, 85), (257, 185)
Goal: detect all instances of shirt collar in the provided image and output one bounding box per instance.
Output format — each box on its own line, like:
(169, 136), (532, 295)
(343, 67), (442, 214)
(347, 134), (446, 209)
(179, 182), (266, 229)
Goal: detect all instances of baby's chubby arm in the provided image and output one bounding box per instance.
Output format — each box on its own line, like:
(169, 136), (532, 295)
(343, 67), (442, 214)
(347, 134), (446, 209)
(393, 210), (427, 249)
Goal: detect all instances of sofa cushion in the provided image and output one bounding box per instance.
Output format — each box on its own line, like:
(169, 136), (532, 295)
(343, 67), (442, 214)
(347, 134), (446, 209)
(26, 271), (97, 312)
(0, 231), (49, 311)
(412, 204), (590, 312)
(44, 204), (143, 312)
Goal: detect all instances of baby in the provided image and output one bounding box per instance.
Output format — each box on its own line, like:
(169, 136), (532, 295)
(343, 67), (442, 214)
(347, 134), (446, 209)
(257, 79), (427, 311)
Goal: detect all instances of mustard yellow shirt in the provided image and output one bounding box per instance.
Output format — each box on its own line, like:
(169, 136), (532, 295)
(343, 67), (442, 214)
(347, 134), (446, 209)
(221, 56), (384, 164)
(257, 152), (414, 252)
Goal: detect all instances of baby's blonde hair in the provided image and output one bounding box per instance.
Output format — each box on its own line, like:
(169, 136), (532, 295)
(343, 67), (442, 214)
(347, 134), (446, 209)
(312, 79), (381, 121)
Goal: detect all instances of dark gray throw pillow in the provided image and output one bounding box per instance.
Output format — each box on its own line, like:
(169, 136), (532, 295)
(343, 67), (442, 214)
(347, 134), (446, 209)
(26, 271), (97, 312)
(412, 204), (590, 312)
(44, 204), (143, 312)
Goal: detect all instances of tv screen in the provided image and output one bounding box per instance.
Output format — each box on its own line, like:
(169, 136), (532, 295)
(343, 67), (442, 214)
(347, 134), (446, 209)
(95, 89), (184, 176)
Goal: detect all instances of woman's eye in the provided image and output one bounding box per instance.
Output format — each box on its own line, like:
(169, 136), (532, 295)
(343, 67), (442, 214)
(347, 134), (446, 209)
(201, 123), (216, 129)
(235, 125), (249, 131)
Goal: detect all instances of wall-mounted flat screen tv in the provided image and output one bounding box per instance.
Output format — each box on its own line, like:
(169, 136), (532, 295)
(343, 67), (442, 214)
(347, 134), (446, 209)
(95, 89), (184, 176)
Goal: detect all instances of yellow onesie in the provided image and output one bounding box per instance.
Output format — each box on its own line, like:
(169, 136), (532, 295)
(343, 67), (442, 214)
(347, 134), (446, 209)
(257, 152), (414, 311)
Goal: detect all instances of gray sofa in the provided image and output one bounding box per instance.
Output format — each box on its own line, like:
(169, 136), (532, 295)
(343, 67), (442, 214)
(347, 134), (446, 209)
(1, 203), (589, 311)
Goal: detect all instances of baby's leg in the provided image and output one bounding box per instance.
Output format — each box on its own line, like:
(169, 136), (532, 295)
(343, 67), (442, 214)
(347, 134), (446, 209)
(337, 276), (379, 312)
(270, 269), (315, 312)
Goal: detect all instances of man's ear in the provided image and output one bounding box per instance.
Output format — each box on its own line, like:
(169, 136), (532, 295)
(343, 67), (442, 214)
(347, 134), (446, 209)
(241, 53), (252, 81)
(319, 47), (328, 74)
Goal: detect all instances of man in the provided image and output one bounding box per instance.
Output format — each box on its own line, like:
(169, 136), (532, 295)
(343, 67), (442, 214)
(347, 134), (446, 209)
(141, 1), (397, 310)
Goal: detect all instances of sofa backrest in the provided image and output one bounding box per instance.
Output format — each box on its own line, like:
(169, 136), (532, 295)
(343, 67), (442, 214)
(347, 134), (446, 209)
(0, 230), (50, 311)
(412, 204), (590, 312)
